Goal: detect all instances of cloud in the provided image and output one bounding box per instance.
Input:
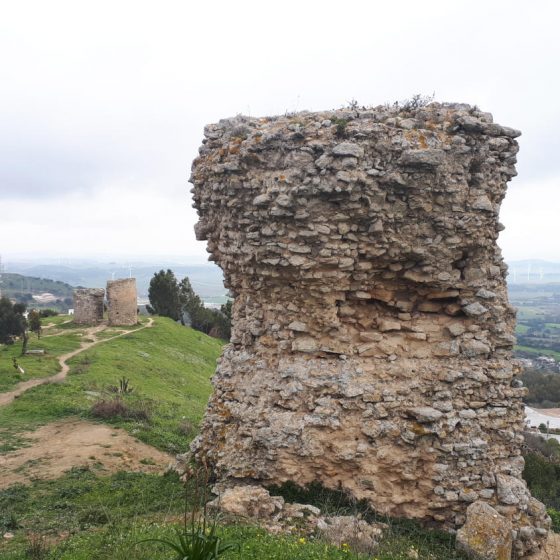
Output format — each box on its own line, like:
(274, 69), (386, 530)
(499, 175), (560, 261)
(0, 182), (207, 261)
(0, 0), (559, 259)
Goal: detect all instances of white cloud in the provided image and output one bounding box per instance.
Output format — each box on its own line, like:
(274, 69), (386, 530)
(0, 0), (559, 260)
(0, 183), (207, 261)
(500, 176), (560, 261)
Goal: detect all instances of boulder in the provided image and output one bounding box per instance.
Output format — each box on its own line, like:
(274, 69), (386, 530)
(456, 501), (512, 560)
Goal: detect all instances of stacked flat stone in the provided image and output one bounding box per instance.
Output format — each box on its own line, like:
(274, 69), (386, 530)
(73, 288), (104, 324)
(107, 278), (137, 326)
(189, 102), (550, 556)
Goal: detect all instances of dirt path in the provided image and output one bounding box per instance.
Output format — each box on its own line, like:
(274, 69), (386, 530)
(0, 318), (154, 407)
(0, 418), (173, 488)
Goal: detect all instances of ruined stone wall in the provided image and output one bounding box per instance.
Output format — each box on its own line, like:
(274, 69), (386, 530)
(190, 103), (549, 555)
(107, 278), (137, 326)
(73, 288), (105, 324)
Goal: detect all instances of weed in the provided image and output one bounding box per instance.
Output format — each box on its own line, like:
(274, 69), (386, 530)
(108, 376), (134, 394)
(137, 466), (238, 560)
(178, 419), (195, 437)
(25, 533), (51, 560)
(78, 506), (110, 528)
(548, 507), (560, 532)
(0, 511), (21, 531)
(389, 93), (435, 114)
(331, 117), (349, 139)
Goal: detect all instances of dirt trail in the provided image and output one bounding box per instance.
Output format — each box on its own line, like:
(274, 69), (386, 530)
(0, 418), (173, 488)
(0, 318), (153, 407)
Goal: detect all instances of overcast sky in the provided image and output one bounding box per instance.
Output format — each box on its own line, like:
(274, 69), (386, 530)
(0, 0), (558, 264)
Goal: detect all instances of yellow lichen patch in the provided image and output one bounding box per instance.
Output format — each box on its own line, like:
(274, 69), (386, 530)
(411, 422), (431, 436)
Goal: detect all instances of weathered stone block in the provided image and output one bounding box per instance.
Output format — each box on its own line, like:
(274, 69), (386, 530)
(456, 501), (512, 560)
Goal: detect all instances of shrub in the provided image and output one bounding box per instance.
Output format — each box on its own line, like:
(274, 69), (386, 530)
(39, 309), (58, 318)
(108, 376), (134, 394)
(25, 533), (51, 560)
(90, 398), (150, 422)
(178, 419), (195, 437)
(548, 507), (560, 532)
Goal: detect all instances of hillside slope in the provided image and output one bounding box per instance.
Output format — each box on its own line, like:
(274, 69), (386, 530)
(0, 316), (223, 454)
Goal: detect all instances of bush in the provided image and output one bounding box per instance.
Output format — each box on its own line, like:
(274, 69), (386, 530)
(548, 508), (560, 532)
(25, 533), (51, 560)
(523, 450), (560, 509)
(39, 309), (58, 318)
(90, 398), (150, 422)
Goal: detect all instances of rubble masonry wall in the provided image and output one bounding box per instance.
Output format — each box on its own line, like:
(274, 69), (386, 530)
(107, 278), (137, 326)
(190, 103), (549, 556)
(73, 288), (105, 324)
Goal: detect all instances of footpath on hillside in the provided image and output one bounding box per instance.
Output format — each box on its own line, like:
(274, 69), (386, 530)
(0, 318), (153, 407)
(0, 316), (177, 486)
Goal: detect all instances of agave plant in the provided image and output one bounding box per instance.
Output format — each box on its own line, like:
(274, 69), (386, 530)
(137, 465), (239, 560)
(139, 525), (238, 560)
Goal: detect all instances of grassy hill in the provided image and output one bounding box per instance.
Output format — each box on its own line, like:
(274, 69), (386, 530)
(0, 273), (75, 310)
(0, 316), (221, 454)
(0, 316), (539, 559)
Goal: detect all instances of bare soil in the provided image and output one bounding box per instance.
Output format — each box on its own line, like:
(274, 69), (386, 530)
(0, 418), (173, 488)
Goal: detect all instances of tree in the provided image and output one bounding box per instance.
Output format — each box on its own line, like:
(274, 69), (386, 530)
(0, 297), (28, 354)
(147, 269), (181, 321)
(178, 276), (203, 324)
(28, 310), (42, 339)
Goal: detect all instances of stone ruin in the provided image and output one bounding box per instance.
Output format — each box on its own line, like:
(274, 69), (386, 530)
(73, 288), (105, 324)
(189, 102), (551, 556)
(107, 278), (138, 326)
(73, 279), (137, 326)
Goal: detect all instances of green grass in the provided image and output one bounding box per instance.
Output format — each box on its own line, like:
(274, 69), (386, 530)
(0, 467), (468, 560)
(515, 345), (560, 360)
(515, 323), (529, 334)
(0, 317), (471, 560)
(0, 467), (185, 536)
(0, 317), (222, 454)
(0, 332), (83, 392)
(516, 307), (546, 320)
(41, 314), (73, 327)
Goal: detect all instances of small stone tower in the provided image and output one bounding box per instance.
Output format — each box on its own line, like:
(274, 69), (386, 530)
(107, 278), (137, 326)
(73, 288), (105, 324)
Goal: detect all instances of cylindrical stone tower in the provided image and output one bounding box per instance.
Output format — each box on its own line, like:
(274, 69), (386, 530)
(107, 278), (137, 326)
(73, 288), (105, 324)
(190, 103), (549, 556)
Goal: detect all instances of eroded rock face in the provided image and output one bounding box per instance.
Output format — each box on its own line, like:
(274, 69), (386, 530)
(189, 103), (549, 556)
